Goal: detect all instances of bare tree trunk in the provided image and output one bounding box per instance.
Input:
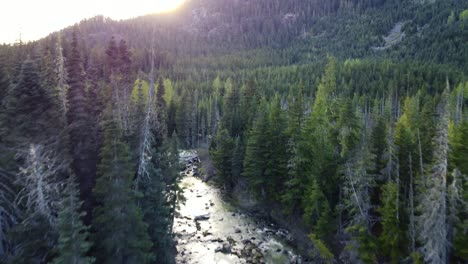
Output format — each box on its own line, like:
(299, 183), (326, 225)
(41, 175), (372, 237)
(136, 35), (156, 189)
(417, 129), (424, 175)
(418, 86), (449, 263)
(55, 36), (69, 120)
(409, 153), (415, 252)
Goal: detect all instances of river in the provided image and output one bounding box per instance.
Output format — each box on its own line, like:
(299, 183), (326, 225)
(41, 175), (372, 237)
(174, 151), (305, 264)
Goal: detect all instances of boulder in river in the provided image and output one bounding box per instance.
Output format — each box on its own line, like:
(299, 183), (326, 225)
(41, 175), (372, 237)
(235, 228), (242, 234)
(242, 239), (252, 244)
(215, 242), (231, 254)
(202, 230), (212, 237)
(194, 213), (210, 221)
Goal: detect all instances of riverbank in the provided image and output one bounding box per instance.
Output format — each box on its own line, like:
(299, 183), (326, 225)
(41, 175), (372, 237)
(175, 151), (305, 264)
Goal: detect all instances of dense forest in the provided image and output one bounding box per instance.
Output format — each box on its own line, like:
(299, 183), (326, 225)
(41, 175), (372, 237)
(0, 0), (467, 263)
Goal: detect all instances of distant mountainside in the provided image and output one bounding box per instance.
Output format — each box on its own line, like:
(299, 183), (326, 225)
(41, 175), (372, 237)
(1, 0), (467, 76)
(38, 0), (464, 69)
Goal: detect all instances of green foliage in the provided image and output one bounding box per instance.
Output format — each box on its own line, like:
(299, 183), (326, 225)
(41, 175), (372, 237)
(66, 31), (98, 219)
(451, 121), (468, 175)
(451, 122), (468, 260)
(377, 182), (402, 263)
(308, 233), (333, 264)
(163, 79), (174, 106)
(460, 9), (468, 21)
(338, 100), (361, 158)
(447, 11), (456, 24)
(92, 115), (153, 264)
(411, 252), (423, 264)
(0, 58), (59, 145)
(7, 214), (58, 263)
(1, 0), (468, 262)
(345, 224), (378, 264)
(211, 128), (235, 189)
(302, 180), (333, 239)
(242, 97), (288, 200)
(131, 79), (149, 103)
(54, 176), (94, 264)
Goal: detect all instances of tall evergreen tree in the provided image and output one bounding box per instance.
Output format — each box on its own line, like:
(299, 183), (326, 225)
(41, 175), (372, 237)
(212, 128), (235, 189)
(92, 112), (153, 264)
(448, 93), (467, 262)
(418, 87), (450, 264)
(1, 58), (59, 146)
(377, 182), (403, 263)
(66, 31), (97, 219)
(54, 175), (94, 264)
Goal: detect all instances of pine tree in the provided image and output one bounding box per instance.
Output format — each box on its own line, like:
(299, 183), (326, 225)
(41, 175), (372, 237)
(265, 94), (288, 199)
(212, 128), (235, 189)
(154, 77), (167, 144)
(159, 133), (181, 234)
(66, 31), (97, 219)
(55, 36), (69, 118)
(418, 87), (450, 264)
(221, 84), (242, 137)
(298, 57), (339, 225)
(139, 137), (177, 264)
(302, 180), (332, 238)
(231, 136), (243, 182)
(54, 175), (94, 264)
(92, 113), (153, 264)
(449, 121), (468, 260)
(377, 182), (402, 263)
(1, 58), (59, 146)
(0, 57), (9, 105)
(282, 84), (305, 212)
(338, 100), (361, 158)
(242, 102), (269, 197)
(156, 77), (166, 110)
(342, 134), (376, 263)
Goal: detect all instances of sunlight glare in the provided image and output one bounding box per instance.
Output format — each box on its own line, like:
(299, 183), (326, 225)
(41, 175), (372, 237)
(0, 0), (187, 44)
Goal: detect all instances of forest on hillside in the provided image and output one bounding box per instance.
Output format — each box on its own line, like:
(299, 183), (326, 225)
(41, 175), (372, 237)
(0, 0), (467, 263)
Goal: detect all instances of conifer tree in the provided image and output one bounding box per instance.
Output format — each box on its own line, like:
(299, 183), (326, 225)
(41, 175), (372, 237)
(55, 36), (69, 118)
(54, 175), (94, 264)
(92, 112), (153, 264)
(418, 87), (450, 264)
(303, 180), (332, 239)
(231, 136), (243, 182)
(298, 57), (339, 225)
(265, 94), (288, 199)
(282, 84), (305, 212)
(449, 121), (467, 260)
(242, 102), (269, 196)
(342, 132), (376, 263)
(66, 31), (97, 218)
(140, 138), (177, 264)
(0, 60), (9, 105)
(1, 58), (59, 146)
(212, 128), (235, 189)
(377, 182), (402, 263)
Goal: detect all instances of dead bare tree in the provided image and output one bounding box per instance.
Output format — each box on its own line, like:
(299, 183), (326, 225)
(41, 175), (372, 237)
(418, 84), (450, 263)
(15, 144), (65, 226)
(136, 34), (157, 189)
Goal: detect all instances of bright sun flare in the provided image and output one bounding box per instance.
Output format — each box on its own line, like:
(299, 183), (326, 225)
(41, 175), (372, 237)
(110, 0), (186, 18)
(0, 0), (187, 44)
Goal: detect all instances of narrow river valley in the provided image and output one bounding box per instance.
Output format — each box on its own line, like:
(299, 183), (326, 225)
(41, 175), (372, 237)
(174, 151), (305, 264)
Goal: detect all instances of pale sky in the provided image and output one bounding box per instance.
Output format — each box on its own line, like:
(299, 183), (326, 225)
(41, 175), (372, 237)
(0, 0), (186, 44)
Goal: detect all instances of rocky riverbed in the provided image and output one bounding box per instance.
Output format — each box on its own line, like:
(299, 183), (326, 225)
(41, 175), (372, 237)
(175, 151), (305, 264)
